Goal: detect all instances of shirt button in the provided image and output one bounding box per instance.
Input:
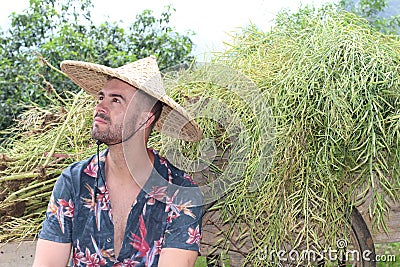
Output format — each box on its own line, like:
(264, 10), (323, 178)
(107, 238), (112, 242)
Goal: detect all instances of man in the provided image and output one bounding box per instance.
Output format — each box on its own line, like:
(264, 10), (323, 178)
(33, 56), (203, 267)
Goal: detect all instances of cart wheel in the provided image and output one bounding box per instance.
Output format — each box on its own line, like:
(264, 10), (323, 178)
(339, 207), (376, 267)
(200, 207), (252, 267)
(201, 206), (376, 267)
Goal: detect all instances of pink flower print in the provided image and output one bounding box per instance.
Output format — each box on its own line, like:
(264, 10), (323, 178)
(49, 198), (74, 234)
(73, 250), (85, 266)
(186, 225), (202, 246)
(82, 184), (110, 231)
(130, 215), (149, 259)
(145, 186), (167, 205)
(164, 190), (179, 213)
(82, 184), (110, 211)
(120, 259), (140, 267)
(167, 199), (196, 221)
(46, 197), (74, 234)
(96, 185), (110, 210)
(158, 155), (174, 183)
(82, 247), (107, 267)
(84, 160), (98, 177)
(58, 199), (74, 218)
(73, 241), (85, 266)
(90, 235), (115, 263)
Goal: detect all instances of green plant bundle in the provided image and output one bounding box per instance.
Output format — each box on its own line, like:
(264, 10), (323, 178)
(0, 91), (97, 242)
(206, 7), (400, 265)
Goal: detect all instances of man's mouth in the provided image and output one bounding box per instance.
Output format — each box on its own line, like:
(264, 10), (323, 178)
(94, 117), (107, 124)
(93, 114), (110, 124)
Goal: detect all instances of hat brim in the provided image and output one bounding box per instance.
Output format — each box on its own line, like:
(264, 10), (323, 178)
(60, 60), (202, 142)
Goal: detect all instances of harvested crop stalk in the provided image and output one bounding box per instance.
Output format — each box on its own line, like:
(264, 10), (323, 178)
(42, 91), (83, 167)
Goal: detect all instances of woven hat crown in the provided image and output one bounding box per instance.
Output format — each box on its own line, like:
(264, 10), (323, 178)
(113, 56), (165, 97)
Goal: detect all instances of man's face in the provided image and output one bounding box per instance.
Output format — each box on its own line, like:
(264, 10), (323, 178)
(91, 78), (141, 145)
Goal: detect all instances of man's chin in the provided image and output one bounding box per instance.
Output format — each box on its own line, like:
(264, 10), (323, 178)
(91, 135), (122, 146)
(91, 132), (106, 144)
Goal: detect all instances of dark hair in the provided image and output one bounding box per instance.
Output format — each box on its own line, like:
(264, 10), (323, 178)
(150, 100), (163, 129)
(136, 90), (163, 131)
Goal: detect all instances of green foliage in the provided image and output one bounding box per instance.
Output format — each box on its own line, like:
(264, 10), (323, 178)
(0, 91), (96, 242)
(213, 5), (400, 265)
(0, 0), (194, 134)
(339, 0), (400, 34)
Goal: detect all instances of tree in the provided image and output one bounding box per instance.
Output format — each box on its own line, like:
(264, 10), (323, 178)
(339, 0), (400, 34)
(0, 0), (194, 134)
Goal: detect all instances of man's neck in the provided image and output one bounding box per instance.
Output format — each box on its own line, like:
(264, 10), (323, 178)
(105, 138), (154, 187)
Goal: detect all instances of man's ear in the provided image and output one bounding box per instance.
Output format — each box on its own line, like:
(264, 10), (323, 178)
(143, 111), (155, 128)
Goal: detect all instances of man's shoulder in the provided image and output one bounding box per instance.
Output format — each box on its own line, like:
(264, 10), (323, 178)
(61, 152), (98, 178)
(150, 148), (198, 187)
(150, 148), (203, 208)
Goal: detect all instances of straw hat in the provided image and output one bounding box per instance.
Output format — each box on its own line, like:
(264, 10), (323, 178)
(60, 56), (202, 142)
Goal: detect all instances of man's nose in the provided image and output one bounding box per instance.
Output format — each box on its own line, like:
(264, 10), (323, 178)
(95, 101), (107, 114)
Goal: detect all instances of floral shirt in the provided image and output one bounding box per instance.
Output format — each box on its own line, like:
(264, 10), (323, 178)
(38, 148), (203, 267)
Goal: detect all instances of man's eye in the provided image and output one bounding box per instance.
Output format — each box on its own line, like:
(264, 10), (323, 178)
(98, 96), (104, 102)
(112, 98), (120, 103)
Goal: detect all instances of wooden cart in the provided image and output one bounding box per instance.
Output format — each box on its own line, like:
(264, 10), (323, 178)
(199, 196), (400, 267)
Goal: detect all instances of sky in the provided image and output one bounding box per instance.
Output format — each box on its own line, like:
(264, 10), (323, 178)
(0, 0), (336, 59)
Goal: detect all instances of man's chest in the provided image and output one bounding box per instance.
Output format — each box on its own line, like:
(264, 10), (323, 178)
(74, 181), (168, 256)
(108, 184), (140, 253)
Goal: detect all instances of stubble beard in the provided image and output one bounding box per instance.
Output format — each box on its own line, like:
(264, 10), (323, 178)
(91, 123), (123, 145)
(92, 110), (143, 145)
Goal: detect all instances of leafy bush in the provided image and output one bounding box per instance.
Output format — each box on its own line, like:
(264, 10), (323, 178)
(0, 0), (194, 134)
